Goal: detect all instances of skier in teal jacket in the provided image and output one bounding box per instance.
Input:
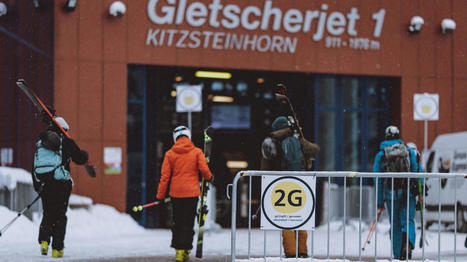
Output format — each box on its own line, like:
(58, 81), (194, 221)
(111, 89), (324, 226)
(373, 126), (420, 260)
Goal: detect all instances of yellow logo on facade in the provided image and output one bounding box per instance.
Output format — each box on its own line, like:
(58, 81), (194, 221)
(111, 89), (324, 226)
(271, 181), (306, 213)
(184, 96), (194, 105)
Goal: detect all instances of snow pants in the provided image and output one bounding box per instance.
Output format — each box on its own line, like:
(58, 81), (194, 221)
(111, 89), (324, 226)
(38, 179), (72, 250)
(384, 189), (416, 259)
(282, 230), (308, 257)
(170, 197), (198, 250)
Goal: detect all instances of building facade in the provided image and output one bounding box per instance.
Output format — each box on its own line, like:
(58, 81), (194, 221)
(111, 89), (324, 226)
(1, 0), (466, 227)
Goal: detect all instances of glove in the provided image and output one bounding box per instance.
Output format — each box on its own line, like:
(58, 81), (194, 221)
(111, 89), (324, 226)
(207, 174), (214, 184)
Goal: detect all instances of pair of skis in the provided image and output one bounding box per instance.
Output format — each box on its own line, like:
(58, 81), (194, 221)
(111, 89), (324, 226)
(195, 126), (213, 258)
(16, 79), (97, 178)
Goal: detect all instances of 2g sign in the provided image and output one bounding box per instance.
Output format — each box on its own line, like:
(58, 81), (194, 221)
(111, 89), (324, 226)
(272, 182), (305, 213)
(261, 176), (316, 230)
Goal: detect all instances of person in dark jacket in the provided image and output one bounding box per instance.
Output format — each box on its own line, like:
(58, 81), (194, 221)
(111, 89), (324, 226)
(373, 126), (419, 260)
(156, 126), (212, 262)
(33, 116), (88, 258)
(261, 116), (319, 258)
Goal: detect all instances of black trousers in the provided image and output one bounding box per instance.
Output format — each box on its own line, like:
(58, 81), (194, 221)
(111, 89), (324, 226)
(38, 180), (72, 250)
(170, 197), (198, 250)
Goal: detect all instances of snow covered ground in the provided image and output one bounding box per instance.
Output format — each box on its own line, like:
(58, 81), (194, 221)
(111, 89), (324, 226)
(1, 201), (466, 262)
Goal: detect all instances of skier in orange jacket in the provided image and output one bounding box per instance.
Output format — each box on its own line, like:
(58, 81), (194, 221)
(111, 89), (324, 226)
(156, 126), (212, 262)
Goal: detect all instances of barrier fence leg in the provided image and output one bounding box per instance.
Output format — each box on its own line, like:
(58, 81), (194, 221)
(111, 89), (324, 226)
(359, 177), (362, 262)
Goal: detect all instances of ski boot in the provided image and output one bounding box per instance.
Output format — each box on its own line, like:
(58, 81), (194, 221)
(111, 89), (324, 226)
(52, 249), (64, 258)
(40, 241), (48, 255)
(182, 249), (190, 261)
(175, 249), (184, 262)
(400, 233), (412, 260)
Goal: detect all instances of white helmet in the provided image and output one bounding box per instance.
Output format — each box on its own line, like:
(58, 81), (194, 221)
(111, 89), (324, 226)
(54, 116), (69, 131)
(406, 142), (417, 150)
(385, 125), (399, 139)
(173, 126), (191, 142)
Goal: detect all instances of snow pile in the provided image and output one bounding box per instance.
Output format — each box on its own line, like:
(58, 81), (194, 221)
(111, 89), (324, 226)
(0, 167), (32, 191)
(0, 205), (36, 241)
(67, 204), (146, 239)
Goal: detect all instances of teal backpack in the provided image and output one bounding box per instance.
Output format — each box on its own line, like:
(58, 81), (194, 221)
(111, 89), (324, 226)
(280, 136), (304, 171)
(33, 134), (70, 181)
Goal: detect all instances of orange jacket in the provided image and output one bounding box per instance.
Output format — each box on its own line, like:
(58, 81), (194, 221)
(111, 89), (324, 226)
(156, 137), (212, 199)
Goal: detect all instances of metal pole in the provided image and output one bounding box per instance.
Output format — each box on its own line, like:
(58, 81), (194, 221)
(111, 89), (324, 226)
(359, 177), (362, 261)
(264, 231), (266, 261)
(422, 178), (425, 260)
(343, 177), (347, 259)
(280, 230), (283, 261)
(454, 177), (457, 262)
(406, 178), (409, 261)
(231, 174), (240, 262)
(438, 177), (441, 262)
(424, 120), (428, 151)
(327, 176), (330, 260)
(391, 178), (394, 261)
(295, 230), (298, 260)
(375, 177), (378, 260)
(248, 176), (252, 260)
(311, 229), (313, 261)
(188, 111), (192, 132)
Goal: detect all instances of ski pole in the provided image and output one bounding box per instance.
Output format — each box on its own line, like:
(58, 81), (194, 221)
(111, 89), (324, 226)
(132, 201), (162, 212)
(0, 194), (41, 237)
(252, 204), (261, 220)
(362, 207), (383, 251)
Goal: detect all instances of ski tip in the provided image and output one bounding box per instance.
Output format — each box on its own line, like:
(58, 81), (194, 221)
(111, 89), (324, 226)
(204, 126), (214, 137)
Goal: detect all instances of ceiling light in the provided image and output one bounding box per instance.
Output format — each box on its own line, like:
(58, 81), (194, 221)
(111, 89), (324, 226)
(32, 0), (40, 9)
(195, 71), (232, 79)
(174, 75), (183, 82)
(212, 96), (234, 103)
(226, 161), (248, 169)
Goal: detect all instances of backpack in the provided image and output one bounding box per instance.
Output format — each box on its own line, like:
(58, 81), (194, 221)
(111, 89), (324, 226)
(33, 131), (70, 181)
(382, 142), (413, 191)
(280, 136), (303, 171)
(383, 143), (411, 172)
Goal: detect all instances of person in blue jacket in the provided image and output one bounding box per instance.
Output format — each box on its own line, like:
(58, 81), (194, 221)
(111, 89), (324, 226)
(373, 125), (421, 260)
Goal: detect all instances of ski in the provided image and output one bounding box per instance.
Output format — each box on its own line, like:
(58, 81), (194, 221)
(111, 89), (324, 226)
(418, 179), (427, 248)
(195, 126), (213, 258)
(16, 79), (97, 178)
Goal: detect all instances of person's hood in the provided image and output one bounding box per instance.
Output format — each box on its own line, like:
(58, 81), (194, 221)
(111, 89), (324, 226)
(379, 139), (404, 150)
(270, 127), (294, 140)
(172, 136), (195, 154)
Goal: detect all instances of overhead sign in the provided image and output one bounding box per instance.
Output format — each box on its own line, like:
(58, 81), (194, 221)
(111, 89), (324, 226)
(261, 176), (316, 230)
(176, 85), (202, 112)
(414, 93), (439, 120)
(146, 0), (385, 53)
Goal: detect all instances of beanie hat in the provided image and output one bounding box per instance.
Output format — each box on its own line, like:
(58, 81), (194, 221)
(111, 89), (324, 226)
(272, 116), (289, 131)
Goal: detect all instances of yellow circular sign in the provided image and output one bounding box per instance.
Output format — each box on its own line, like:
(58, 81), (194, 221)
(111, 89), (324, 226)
(271, 181), (306, 213)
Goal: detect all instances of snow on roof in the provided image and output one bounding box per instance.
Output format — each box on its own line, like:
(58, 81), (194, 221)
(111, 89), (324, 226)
(0, 167), (32, 191)
(431, 131), (467, 150)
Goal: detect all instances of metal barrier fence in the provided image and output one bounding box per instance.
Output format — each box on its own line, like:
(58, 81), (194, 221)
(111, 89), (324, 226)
(229, 170), (466, 262)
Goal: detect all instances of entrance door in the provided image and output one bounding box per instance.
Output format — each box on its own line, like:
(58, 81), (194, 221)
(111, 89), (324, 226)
(313, 75), (396, 180)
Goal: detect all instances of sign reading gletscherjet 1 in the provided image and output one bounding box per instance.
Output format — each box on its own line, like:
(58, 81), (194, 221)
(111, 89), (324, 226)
(146, 0), (386, 54)
(261, 176), (316, 230)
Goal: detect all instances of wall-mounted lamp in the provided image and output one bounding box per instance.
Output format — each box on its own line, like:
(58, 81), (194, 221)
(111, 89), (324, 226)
(408, 16), (424, 34)
(32, 0), (40, 9)
(64, 0), (77, 12)
(109, 1), (126, 18)
(441, 18), (456, 34)
(0, 2), (7, 17)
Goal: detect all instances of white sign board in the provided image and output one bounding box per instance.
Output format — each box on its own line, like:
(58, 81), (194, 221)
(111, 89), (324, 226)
(176, 85), (202, 112)
(261, 176), (316, 230)
(104, 147), (122, 175)
(414, 93), (439, 120)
